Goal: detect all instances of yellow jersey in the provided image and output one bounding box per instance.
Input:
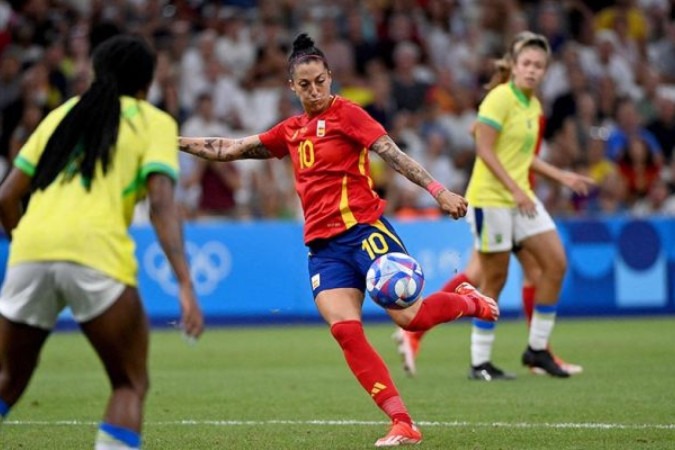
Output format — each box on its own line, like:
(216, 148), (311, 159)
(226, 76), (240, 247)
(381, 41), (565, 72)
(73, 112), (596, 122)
(9, 96), (179, 286)
(466, 82), (541, 207)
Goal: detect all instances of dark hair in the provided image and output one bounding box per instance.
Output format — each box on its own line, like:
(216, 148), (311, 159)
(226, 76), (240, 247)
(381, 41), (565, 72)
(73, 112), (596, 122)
(287, 33), (329, 78)
(32, 35), (156, 192)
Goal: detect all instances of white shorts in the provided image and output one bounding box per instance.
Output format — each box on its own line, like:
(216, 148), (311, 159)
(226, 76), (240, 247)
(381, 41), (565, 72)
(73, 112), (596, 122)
(0, 262), (126, 330)
(466, 198), (556, 253)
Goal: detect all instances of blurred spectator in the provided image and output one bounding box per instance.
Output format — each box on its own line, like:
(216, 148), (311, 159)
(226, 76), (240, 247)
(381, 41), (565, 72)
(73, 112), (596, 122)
(617, 136), (662, 205)
(364, 72), (396, 129)
(605, 98), (662, 163)
(376, 11), (423, 69)
(441, 23), (483, 87)
(646, 94), (675, 162)
(149, 50), (187, 123)
(595, 0), (649, 45)
(541, 42), (581, 110)
(343, 10), (379, 77)
(595, 75), (620, 126)
(316, 14), (354, 84)
(42, 38), (68, 102)
(422, 0), (454, 70)
(581, 29), (639, 99)
(8, 100), (42, 162)
(390, 41), (432, 113)
(435, 85), (477, 178)
(181, 93), (241, 218)
(193, 157), (241, 219)
(648, 20), (675, 83)
(611, 9), (641, 66)
(596, 170), (628, 214)
(587, 127), (618, 187)
(0, 48), (21, 111)
(214, 8), (256, 82)
(570, 127), (621, 213)
(62, 23), (91, 88)
(635, 67), (661, 123)
(0, 1), (14, 54)
(533, 1), (568, 55)
(631, 178), (675, 216)
(179, 29), (218, 111)
(562, 91), (603, 162)
(544, 43), (589, 138)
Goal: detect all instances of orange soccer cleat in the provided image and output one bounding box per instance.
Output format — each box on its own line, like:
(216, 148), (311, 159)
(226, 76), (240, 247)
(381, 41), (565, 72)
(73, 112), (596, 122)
(374, 420), (422, 447)
(455, 282), (500, 321)
(391, 328), (421, 377)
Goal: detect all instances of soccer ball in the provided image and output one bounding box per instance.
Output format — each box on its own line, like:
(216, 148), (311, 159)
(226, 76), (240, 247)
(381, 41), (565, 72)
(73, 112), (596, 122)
(366, 252), (425, 309)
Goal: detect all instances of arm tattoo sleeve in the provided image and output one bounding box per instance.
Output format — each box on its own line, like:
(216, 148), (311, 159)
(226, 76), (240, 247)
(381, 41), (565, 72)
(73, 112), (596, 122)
(179, 137), (273, 161)
(371, 135), (434, 188)
(238, 140), (274, 160)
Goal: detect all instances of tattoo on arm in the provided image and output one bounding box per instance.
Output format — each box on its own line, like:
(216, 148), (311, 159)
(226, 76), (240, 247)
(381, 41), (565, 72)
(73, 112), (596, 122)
(179, 137), (272, 161)
(179, 140), (215, 160)
(371, 136), (434, 188)
(239, 140), (273, 159)
(204, 139), (220, 158)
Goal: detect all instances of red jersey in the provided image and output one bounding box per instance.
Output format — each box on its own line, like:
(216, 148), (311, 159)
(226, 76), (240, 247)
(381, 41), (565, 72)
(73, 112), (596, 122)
(259, 96), (387, 243)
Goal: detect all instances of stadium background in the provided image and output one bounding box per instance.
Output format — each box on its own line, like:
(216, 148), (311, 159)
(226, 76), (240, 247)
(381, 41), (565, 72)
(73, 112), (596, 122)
(0, 0), (674, 324)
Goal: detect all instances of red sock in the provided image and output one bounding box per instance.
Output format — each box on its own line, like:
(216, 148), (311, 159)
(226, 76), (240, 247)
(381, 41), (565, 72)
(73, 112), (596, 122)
(405, 292), (476, 332)
(440, 272), (471, 293)
(522, 285), (536, 326)
(331, 321), (411, 425)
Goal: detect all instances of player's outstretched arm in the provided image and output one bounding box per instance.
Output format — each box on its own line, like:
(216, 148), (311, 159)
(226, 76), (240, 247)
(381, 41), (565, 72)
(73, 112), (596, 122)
(178, 135), (273, 162)
(146, 172), (204, 339)
(371, 135), (468, 219)
(530, 157), (596, 196)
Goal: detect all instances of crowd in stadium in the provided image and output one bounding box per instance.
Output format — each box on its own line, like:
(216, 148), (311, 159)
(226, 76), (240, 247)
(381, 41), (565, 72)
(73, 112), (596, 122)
(1, 0), (675, 221)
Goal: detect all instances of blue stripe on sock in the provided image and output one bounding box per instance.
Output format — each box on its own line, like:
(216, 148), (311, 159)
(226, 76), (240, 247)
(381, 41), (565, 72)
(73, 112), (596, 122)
(0, 398), (9, 418)
(99, 422), (141, 447)
(472, 318), (496, 330)
(534, 305), (558, 315)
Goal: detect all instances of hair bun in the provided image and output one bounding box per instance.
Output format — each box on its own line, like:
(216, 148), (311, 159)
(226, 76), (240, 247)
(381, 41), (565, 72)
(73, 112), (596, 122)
(292, 33), (315, 52)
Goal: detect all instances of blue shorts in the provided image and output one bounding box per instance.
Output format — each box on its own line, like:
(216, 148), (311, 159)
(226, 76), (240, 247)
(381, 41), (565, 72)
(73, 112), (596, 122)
(307, 217), (408, 298)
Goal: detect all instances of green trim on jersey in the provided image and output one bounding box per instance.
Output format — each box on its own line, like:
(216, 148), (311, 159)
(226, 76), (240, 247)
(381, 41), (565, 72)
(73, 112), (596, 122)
(122, 172), (144, 197)
(14, 155), (35, 176)
(509, 81), (531, 107)
(141, 162), (178, 182)
(477, 116), (502, 131)
(123, 103), (140, 120)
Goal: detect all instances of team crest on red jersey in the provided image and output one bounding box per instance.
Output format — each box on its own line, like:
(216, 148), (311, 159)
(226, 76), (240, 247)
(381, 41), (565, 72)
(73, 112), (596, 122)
(317, 120), (326, 137)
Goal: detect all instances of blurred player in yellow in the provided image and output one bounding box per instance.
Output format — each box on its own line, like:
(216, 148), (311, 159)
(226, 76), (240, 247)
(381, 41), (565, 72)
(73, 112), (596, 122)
(0, 35), (203, 449)
(395, 31), (592, 380)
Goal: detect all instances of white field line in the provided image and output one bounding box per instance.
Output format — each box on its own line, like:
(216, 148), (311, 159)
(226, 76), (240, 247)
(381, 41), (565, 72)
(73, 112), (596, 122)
(3, 419), (675, 430)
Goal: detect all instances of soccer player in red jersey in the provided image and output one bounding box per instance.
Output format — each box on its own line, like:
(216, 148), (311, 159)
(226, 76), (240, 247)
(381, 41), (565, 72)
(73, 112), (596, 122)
(179, 33), (499, 447)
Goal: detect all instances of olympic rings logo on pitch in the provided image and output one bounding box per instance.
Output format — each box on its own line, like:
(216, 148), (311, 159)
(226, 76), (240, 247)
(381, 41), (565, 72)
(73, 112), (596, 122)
(143, 241), (232, 295)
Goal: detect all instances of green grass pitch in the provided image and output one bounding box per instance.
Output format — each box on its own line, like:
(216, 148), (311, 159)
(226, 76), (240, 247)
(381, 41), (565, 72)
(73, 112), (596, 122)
(1, 317), (674, 449)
